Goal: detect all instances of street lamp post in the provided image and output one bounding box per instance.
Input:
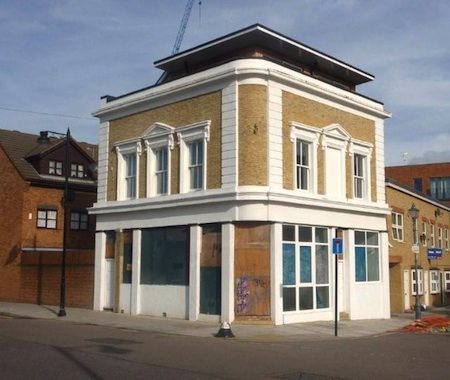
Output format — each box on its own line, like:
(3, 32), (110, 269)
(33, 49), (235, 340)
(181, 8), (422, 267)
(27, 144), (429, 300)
(407, 203), (421, 320)
(38, 128), (70, 317)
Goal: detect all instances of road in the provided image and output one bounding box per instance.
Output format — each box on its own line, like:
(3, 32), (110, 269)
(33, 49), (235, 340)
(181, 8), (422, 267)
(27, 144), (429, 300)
(0, 315), (448, 379)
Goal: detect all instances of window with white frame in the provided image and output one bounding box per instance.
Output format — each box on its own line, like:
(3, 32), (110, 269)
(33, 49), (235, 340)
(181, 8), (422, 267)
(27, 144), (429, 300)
(353, 154), (365, 199)
(445, 271), (450, 292)
(143, 123), (174, 197)
(115, 140), (141, 200)
(430, 224), (435, 247)
(438, 227), (443, 248)
(70, 163), (84, 178)
(445, 228), (449, 251)
(296, 140), (311, 190)
(177, 120), (210, 193)
(349, 138), (372, 201)
(355, 230), (380, 282)
(37, 209), (57, 229)
(421, 221), (427, 247)
(49, 160), (62, 176)
(289, 122), (320, 193)
(189, 140), (204, 190)
(282, 224), (330, 312)
(430, 270), (440, 294)
(411, 268), (423, 295)
(391, 212), (404, 242)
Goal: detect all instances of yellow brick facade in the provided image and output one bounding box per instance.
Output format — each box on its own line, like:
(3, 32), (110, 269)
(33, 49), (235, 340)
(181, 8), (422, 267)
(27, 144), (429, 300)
(282, 91), (377, 201)
(238, 85), (268, 186)
(107, 91), (221, 201)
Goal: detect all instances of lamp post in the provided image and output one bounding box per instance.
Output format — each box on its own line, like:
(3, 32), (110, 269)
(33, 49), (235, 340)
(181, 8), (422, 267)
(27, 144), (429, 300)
(407, 203), (421, 320)
(38, 128), (70, 317)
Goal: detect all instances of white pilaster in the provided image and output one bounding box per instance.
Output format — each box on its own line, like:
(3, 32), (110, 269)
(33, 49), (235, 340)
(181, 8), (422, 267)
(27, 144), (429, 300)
(189, 225), (202, 321)
(97, 121), (109, 202)
(343, 229), (353, 317)
(131, 229), (142, 315)
(93, 231), (106, 310)
(271, 223), (283, 325)
(380, 231), (391, 318)
(267, 81), (283, 189)
(221, 223), (235, 323)
(221, 81), (238, 190)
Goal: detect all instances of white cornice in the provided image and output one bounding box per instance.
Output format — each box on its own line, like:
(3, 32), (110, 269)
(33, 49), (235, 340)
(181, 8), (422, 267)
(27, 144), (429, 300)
(89, 187), (390, 216)
(92, 59), (391, 121)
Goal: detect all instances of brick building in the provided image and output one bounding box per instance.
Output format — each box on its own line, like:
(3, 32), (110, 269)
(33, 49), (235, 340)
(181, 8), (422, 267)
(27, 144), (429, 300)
(91, 24), (391, 324)
(0, 129), (97, 308)
(386, 162), (450, 206)
(386, 179), (450, 313)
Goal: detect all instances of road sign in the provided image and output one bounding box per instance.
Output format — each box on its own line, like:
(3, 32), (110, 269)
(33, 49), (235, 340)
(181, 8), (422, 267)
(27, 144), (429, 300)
(332, 238), (343, 254)
(428, 248), (443, 260)
(412, 244), (420, 254)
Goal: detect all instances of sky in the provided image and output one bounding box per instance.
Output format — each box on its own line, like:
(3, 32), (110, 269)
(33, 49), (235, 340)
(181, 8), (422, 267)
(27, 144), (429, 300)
(1, 0), (449, 166)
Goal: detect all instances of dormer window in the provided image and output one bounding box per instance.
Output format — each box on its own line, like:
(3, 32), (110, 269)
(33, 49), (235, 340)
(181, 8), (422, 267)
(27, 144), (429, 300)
(71, 163), (85, 178)
(49, 160), (62, 176)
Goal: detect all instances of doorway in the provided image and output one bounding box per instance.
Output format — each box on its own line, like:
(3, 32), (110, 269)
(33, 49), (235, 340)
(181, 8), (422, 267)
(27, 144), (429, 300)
(200, 224), (221, 315)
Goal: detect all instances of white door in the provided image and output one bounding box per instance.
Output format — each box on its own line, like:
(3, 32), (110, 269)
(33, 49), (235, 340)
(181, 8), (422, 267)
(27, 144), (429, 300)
(403, 270), (410, 311)
(104, 259), (115, 310)
(326, 147), (344, 199)
(424, 271), (429, 307)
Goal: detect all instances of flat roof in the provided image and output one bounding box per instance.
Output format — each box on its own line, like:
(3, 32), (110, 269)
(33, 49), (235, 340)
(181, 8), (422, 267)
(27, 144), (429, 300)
(155, 24), (374, 86)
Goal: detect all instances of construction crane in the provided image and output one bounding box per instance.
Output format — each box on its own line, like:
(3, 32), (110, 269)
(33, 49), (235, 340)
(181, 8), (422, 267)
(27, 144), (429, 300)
(172, 0), (197, 55)
(156, 1), (200, 85)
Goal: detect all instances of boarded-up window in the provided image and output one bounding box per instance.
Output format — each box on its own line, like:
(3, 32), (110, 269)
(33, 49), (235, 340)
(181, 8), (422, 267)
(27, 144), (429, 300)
(235, 223), (270, 319)
(140, 226), (189, 285)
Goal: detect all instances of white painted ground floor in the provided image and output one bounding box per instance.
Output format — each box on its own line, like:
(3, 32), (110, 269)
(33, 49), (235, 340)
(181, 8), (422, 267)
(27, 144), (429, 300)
(92, 198), (391, 324)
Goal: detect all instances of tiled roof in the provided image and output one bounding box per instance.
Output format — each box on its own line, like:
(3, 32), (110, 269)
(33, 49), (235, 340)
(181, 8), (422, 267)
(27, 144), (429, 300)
(0, 129), (97, 183)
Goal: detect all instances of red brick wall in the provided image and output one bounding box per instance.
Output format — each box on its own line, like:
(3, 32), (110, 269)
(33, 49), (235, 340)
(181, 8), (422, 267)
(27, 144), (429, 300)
(20, 251), (94, 308)
(385, 163), (450, 205)
(0, 147), (27, 301)
(0, 145), (96, 308)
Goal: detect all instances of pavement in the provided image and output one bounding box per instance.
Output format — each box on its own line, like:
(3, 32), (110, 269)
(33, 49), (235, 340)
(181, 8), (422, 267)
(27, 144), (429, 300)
(1, 301), (449, 342)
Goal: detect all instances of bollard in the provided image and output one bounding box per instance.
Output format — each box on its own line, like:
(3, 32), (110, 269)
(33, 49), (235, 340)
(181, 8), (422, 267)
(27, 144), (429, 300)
(215, 321), (235, 338)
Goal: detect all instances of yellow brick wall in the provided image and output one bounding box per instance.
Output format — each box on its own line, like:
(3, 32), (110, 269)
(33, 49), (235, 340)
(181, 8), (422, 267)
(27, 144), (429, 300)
(238, 85), (268, 186)
(386, 185), (450, 311)
(107, 91), (221, 201)
(282, 91), (377, 201)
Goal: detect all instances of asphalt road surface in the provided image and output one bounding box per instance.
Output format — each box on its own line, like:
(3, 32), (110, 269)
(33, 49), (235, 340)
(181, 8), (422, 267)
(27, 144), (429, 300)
(0, 316), (448, 379)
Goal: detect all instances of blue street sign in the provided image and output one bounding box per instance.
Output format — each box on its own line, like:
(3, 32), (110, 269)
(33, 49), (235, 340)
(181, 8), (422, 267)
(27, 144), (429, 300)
(427, 248), (443, 260)
(332, 238), (343, 254)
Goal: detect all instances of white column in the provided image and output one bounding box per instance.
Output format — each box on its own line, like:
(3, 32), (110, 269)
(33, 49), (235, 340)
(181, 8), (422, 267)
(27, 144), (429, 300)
(271, 223), (283, 325)
(93, 231), (106, 311)
(131, 229), (142, 315)
(343, 229), (354, 318)
(189, 225), (201, 321)
(380, 231), (391, 318)
(221, 223), (235, 323)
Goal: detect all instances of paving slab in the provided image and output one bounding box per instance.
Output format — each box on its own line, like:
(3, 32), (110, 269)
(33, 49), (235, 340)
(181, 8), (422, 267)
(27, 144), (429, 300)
(1, 301), (448, 342)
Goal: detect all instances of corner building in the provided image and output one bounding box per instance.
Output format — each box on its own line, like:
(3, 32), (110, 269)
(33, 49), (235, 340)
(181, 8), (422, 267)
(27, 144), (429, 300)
(91, 25), (391, 324)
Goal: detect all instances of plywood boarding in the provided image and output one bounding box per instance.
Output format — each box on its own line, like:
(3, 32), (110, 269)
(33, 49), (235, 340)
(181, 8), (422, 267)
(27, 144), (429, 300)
(234, 222), (271, 320)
